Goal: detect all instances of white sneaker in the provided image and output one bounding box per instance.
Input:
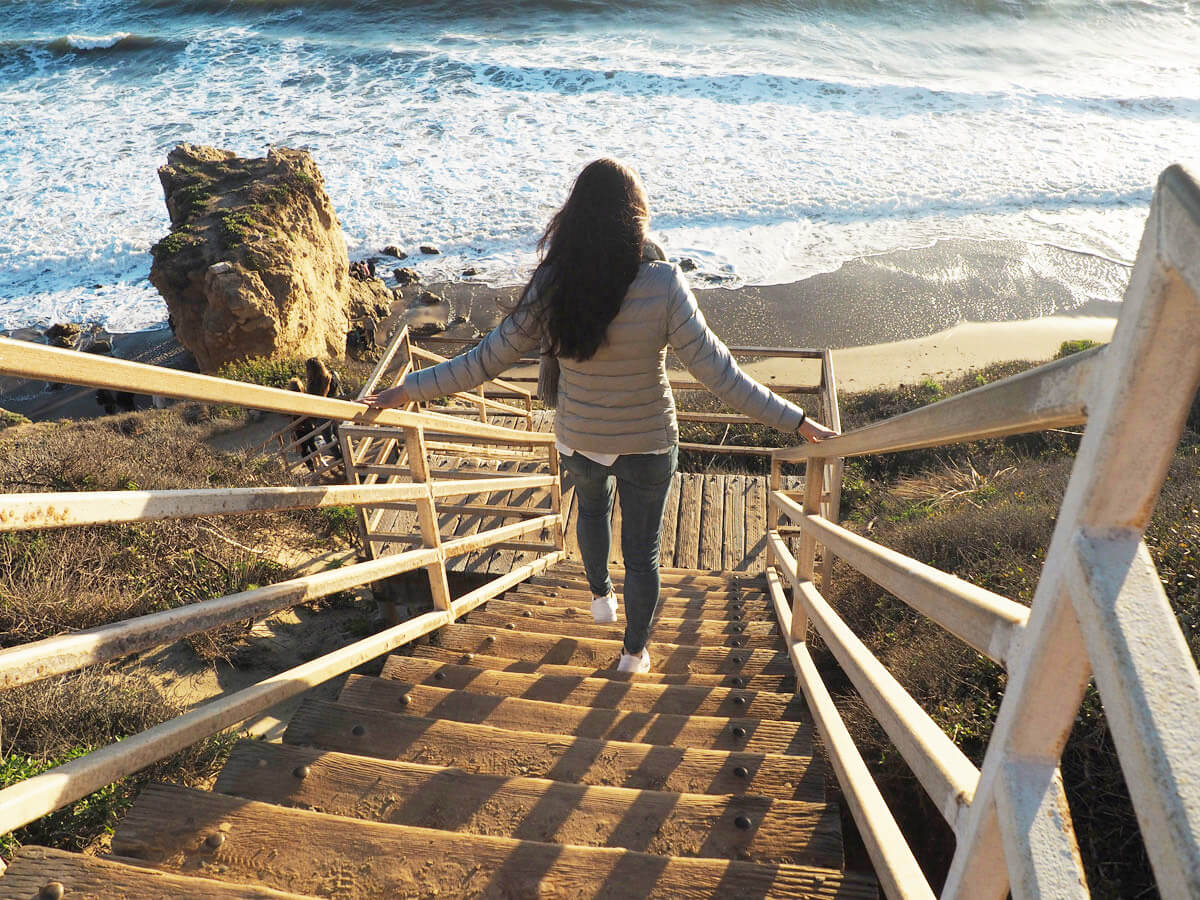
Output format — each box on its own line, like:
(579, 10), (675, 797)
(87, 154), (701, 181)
(590, 593), (618, 624)
(617, 647), (651, 674)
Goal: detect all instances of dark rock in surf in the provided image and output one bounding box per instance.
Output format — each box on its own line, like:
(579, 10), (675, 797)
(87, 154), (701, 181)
(394, 267), (419, 285)
(419, 245), (440, 255)
(383, 245), (406, 259)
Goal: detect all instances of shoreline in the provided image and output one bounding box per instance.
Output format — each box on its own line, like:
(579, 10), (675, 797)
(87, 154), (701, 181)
(1, 237), (1125, 416)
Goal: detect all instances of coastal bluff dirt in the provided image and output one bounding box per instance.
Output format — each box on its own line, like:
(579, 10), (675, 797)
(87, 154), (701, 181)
(149, 144), (388, 371)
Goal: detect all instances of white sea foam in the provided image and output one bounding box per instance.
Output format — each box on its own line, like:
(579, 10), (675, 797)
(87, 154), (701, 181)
(64, 32), (130, 50)
(0, 2), (1197, 331)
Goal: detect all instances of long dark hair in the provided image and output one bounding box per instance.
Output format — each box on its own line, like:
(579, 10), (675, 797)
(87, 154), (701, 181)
(521, 158), (649, 361)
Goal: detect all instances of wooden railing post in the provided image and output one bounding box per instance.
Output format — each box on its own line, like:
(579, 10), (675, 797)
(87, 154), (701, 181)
(819, 350), (845, 589)
(768, 457), (783, 570)
(547, 445), (565, 551)
(402, 426), (452, 613)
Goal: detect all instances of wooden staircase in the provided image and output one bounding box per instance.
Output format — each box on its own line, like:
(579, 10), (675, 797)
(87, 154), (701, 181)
(2, 564), (877, 898)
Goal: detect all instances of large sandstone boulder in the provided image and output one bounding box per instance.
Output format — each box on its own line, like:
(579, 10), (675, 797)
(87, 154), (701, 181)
(149, 144), (390, 372)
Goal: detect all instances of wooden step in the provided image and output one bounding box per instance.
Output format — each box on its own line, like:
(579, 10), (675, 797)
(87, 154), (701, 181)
(410, 645), (798, 692)
(0, 845), (318, 899)
(468, 609), (782, 650)
(483, 597), (778, 631)
(506, 588), (777, 621)
(381, 656), (805, 721)
(519, 577), (766, 601)
(429, 623), (793, 676)
(113, 784), (875, 900)
(285, 700), (825, 802)
(546, 563), (766, 588)
(337, 675), (811, 755)
(214, 741), (843, 868)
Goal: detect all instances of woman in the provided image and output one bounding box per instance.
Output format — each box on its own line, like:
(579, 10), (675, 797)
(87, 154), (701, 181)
(367, 158), (836, 673)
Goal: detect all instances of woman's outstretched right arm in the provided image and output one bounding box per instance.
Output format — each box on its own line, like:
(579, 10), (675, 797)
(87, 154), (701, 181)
(665, 267), (837, 442)
(367, 300), (540, 408)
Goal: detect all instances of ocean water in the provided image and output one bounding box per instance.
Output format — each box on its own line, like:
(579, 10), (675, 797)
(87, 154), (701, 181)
(0, 0), (1197, 332)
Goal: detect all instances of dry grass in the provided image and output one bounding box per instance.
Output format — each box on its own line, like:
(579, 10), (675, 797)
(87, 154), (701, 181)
(811, 364), (1199, 897)
(0, 404), (357, 859)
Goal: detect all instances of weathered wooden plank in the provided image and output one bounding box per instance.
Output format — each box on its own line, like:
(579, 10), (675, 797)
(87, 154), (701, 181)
(338, 675), (810, 756)
(214, 742), (841, 868)
(455, 459), (507, 572)
(114, 784), (874, 900)
(724, 474), (747, 572)
(0, 846), (319, 899)
(742, 477), (768, 572)
(504, 589), (775, 623)
(381, 656), (803, 720)
(659, 472), (683, 568)
(481, 597), (777, 628)
(675, 473), (704, 569)
(523, 574), (767, 599)
(285, 700), (819, 801)
(699, 474), (726, 571)
(431, 623), (793, 676)
(552, 559), (766, 583)
(466, 610), (782, 650)
(410, 646), (798, 693)
(562, 479), (580, 561)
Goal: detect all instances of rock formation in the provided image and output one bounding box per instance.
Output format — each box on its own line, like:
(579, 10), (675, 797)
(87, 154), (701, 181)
(149, 144), (391, 371)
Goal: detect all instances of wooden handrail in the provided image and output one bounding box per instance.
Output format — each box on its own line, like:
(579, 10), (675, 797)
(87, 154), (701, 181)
(769, 532), (980, 828)
(770, 493), (1028, 665)
(0, 338), (553, 446)
(765, 567), (936, 900)
(772, 345), (1103, 463)
(0, 476), (554, 531)
(0, 545), (438, 690)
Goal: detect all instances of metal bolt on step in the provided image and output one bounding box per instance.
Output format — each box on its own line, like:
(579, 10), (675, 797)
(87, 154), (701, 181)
(733, 766), (749, 778)
(39, 883), (64, 900)
(731, 655), (744, 666)
(204, 832), (225, 850)
(734, 815), (752, 830)
(484, 635), (496, 644)
(731, 725), (747, 739)
(732, 639), (746, 648)
(292, 765), (310, 780)
(732, 623), (745, 633)
(505, 623), (516, 630)
(732, 695), (746, 706)
(538, 599), (548, 606)
(434, 671), (446, 680)
(729, 676), (745, 688)
(352, 724), (366, 736)
(398, 693), (411, 706)
(522, 610), (533, 617)
(462, 653), (474, 662)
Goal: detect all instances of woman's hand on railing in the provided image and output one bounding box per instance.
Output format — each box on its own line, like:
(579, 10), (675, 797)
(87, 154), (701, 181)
(364, 383), (411, 409)
(799, 418), (839, 443)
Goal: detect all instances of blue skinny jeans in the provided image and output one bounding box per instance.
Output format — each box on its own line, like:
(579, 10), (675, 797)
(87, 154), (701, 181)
(559, 445), (678, 655)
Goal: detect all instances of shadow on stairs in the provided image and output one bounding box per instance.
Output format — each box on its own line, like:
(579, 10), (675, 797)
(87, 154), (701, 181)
(3, 564), (878, 899)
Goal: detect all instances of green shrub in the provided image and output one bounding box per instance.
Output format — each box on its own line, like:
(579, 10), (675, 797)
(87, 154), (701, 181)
(1056, 339), (1102, 358)
(217, 356), (306, 390)
(320, 504), (359, 539)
